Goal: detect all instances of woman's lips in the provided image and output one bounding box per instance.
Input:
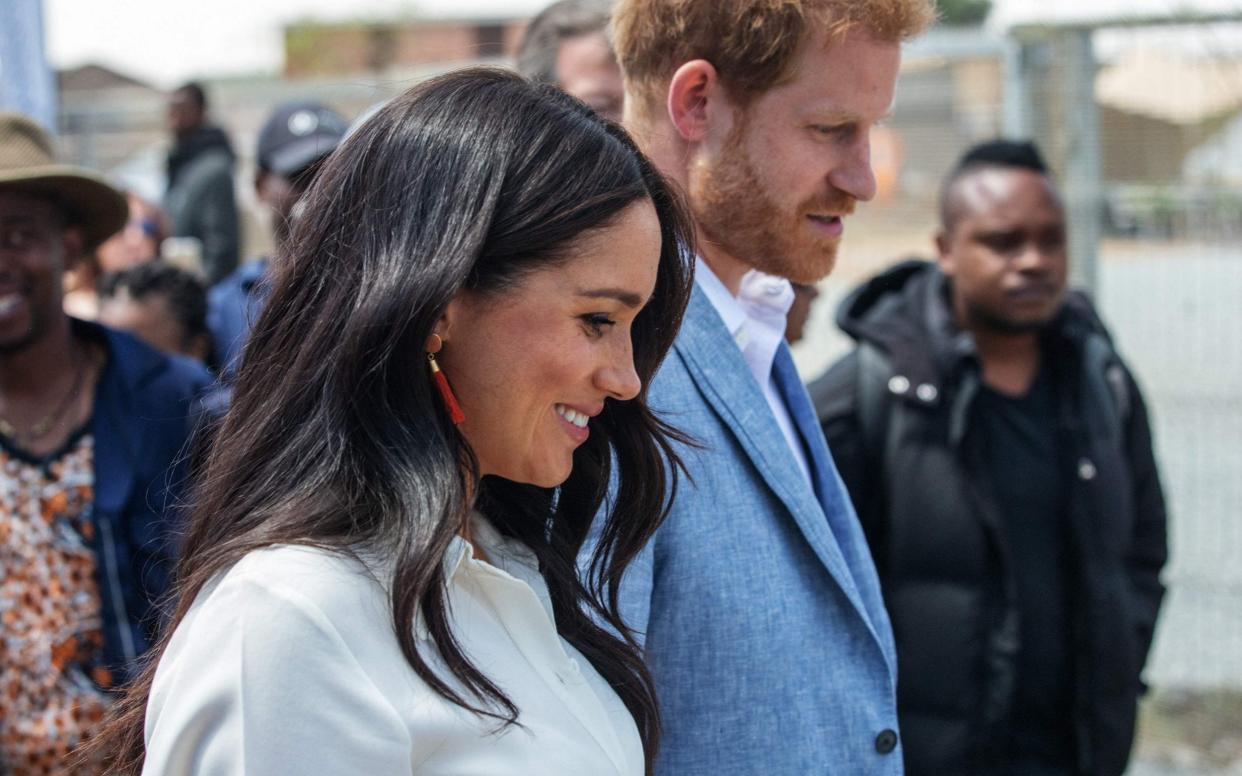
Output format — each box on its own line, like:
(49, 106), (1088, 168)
(555, 403), (593, 444)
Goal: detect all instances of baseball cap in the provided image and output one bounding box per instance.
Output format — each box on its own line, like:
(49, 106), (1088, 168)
(256, 102), (349, 177)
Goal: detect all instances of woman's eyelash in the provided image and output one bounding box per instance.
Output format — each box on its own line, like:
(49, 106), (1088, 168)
(580, 313), (616, 336)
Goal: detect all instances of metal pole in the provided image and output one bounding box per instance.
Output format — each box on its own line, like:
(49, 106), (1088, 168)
(1059, 28), (1102, 295)
(1001, 38), (1029, 138)
(0, 0), (57, 132)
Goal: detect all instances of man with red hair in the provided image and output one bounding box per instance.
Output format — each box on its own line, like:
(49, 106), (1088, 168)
(586, 1), (935, 773)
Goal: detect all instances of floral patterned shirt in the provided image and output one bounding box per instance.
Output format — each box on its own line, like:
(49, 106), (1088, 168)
(1, 431), (112, 774)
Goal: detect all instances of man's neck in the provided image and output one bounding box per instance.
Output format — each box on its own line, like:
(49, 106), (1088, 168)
(632, 117), (756, 295)
(0, 317), (79, 397)
(969, 324), (1042, 397)
(179, 123), (204, 138)
(696, 243), (751, 296)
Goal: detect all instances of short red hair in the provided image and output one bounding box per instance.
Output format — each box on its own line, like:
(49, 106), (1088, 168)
(614, 0), (935, 120)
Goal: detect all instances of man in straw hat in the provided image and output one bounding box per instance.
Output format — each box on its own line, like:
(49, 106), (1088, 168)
(0, 112), (211, 770)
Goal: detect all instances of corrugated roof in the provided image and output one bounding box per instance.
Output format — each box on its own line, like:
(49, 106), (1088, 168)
(1096, 50), (1242, 124)
(57, 63), (154, 93)
(992, 0), (1242, 31)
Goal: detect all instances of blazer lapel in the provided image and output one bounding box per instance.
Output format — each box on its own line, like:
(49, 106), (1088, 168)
(771, 344), (877, 587)
(671, 288), (872, 623)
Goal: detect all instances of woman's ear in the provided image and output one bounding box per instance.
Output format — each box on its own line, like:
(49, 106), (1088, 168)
(430, 293), (468, 351)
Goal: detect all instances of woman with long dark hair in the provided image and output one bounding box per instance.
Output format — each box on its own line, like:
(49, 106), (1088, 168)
(89, 68), (693, 775)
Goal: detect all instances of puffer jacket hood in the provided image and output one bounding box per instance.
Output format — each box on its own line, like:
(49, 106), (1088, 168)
(836, 259), (1116, 399)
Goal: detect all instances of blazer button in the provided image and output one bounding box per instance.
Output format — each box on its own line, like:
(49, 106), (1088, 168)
(875, 729), (898, 755)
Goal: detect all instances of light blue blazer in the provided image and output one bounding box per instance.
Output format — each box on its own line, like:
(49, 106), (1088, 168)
(599, 285), (902, 774)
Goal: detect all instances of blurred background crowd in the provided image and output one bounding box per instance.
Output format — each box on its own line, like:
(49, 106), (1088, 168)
(1, 0), (1240, 772)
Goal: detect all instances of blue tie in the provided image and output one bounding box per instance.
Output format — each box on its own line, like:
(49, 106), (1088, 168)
(770, 344), (850, 522)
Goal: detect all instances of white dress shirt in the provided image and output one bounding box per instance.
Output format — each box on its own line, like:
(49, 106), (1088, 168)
(143, 515), (644, 776)
(695, 260), (812, 484)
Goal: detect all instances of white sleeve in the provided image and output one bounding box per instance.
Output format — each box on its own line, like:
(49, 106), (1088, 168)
(142, 576), (415, 776)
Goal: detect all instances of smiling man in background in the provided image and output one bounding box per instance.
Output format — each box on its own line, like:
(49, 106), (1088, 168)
(811, 140), (1168, 775)
(0, 111), (210, 769)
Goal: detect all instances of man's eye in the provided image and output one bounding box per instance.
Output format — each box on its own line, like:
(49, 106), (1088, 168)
(811, 124), (856, 142)
(982, 233), (1022, 253)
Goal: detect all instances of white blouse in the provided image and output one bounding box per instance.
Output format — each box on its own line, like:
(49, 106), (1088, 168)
(142, 517), (644, 775)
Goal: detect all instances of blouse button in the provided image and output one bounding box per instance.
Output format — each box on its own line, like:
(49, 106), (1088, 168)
(558, 659), (582, 685)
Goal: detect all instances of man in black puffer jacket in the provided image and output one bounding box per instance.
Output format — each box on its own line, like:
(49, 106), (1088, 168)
(810, 140), (1168, 776)
(164, 81), (239, 284)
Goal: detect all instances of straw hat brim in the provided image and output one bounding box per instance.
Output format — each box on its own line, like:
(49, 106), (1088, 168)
(0, 165), (128, 252)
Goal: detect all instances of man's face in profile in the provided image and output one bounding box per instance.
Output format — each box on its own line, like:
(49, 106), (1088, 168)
(688, 27), (901, 284)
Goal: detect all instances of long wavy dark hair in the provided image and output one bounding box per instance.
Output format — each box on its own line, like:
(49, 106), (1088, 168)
(91, 68), (694, 774)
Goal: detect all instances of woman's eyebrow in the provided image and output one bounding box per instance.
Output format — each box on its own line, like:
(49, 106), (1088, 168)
(576, 287), (646, 309)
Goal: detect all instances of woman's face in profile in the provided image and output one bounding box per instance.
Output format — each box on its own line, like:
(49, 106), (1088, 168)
(437, 200), (663, 488)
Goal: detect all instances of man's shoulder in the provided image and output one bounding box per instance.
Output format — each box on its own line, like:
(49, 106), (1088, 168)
(808, 348), (864, 424)
(97, 324), (213, 407)
(168, 149), (234, 198)
(209, 258), (268, 301)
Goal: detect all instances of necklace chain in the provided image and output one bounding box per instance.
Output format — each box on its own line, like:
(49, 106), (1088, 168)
(0, 344), (91, 446)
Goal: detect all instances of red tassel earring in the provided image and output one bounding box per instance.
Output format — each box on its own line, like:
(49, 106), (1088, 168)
(426, 335), (465, 425)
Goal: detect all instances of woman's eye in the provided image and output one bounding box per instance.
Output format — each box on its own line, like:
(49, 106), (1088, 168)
(580, 313), (616, 338)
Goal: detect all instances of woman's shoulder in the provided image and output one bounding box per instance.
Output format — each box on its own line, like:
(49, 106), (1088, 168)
(227, 543), (378, 584)
(146, 546), (429, 774)
(182, 545), (392, 645)
(230, 543), (379, 590)
(154, 545), (411, 708)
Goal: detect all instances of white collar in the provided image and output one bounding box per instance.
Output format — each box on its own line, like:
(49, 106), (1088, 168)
(416, 512), (546, 640)
(694, 257), (750, 347)
(694, 257), (795, 352)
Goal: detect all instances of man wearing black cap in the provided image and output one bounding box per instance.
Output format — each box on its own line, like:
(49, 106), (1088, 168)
(0, 112), (211, 768)
(207, 101), (348, 375)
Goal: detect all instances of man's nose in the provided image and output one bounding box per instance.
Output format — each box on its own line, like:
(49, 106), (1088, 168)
(828, 134), (878, 204)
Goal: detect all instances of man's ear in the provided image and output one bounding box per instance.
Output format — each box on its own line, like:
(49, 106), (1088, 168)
(934, 229), (955, 276)
(667, 60), (721, 143)
(188, 333), (213, 363)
